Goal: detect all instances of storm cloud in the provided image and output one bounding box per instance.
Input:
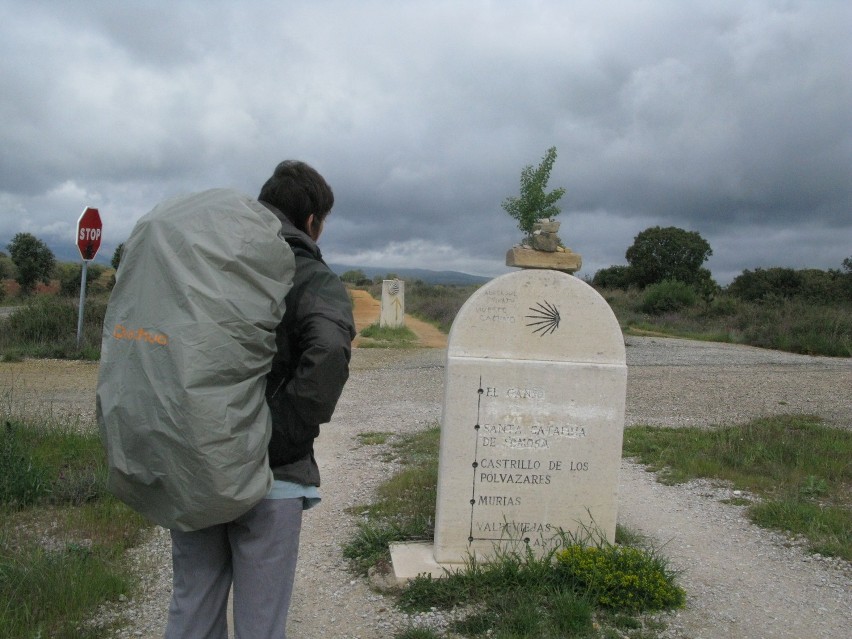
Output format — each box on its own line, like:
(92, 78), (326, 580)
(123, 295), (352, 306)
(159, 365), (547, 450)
(1, 0), (849, 283)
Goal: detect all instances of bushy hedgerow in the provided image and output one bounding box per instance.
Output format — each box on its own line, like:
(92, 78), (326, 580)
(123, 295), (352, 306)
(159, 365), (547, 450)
(728, 267), (852, 304)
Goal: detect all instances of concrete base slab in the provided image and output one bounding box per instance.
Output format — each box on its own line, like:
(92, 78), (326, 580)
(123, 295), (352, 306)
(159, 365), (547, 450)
(389, 542), (463, 583)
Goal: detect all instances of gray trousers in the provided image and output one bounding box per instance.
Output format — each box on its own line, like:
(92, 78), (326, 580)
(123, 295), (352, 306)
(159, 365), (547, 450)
(164, 497), (303, 639)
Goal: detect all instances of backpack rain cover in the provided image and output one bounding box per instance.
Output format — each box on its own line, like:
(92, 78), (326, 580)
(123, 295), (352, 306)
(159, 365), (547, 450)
(97, 189), (295, 531)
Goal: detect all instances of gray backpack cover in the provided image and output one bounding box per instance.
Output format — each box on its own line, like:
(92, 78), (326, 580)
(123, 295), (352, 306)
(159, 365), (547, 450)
(97, 188), (295, 531)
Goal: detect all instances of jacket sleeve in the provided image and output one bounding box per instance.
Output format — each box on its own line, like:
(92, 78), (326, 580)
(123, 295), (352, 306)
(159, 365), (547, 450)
(267, 264), (355, 459)
(284, 268), (355, 425)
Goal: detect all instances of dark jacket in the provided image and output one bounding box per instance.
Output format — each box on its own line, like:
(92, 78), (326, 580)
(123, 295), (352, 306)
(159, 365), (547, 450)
(263, 204), (355, 486)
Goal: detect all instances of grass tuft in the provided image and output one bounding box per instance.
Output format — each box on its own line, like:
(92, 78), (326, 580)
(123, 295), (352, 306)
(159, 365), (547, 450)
(0, 420), (51, 508)
(357, 431), (393, 446)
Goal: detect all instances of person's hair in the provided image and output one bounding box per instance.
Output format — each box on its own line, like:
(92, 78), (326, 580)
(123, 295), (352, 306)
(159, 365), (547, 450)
(258, 160), (334, 234)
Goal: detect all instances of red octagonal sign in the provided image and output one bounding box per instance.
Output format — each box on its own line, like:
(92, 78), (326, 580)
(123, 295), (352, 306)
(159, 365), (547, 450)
(77, 207), (103, 260)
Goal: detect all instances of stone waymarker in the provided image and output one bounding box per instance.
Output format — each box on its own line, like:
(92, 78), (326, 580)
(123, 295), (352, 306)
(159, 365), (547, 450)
(390, 269), (626, 579)
(379, 279), (405, 328)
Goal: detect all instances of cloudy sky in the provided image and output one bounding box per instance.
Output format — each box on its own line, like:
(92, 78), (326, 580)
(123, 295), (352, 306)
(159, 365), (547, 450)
(1, 0), (849, 284)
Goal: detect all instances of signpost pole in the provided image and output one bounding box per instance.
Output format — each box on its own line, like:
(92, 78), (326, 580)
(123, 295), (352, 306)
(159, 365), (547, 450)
(76, 260), (88, 349)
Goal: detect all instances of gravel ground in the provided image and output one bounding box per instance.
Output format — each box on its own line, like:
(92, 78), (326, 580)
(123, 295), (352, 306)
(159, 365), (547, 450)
(4, 336), (850, 638)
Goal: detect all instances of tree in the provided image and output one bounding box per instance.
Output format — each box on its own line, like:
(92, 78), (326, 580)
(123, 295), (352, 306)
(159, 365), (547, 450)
(340, 269), (369, 285)
(625, 226), (713, 290)
(111, 243), (124, 270)
(7, 233), (56, 295)
(501, 146), (566, 235)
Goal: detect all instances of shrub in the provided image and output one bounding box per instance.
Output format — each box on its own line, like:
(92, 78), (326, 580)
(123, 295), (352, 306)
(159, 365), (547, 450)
(0, 255), (7, 302)
(728, 267), (803, 302)
(0, 296), (107, 359)
(701, 295), (740, 318)
(798, 268), (852, 304)
(57, 263), (108, 297)
(58, 263), (83, 297)
(555, 544), (685, 610)
(593, 265), (633, 290)
(728, 266), (851, 305)
(638, 280), (697, 315)
(3, 296), (78, 342)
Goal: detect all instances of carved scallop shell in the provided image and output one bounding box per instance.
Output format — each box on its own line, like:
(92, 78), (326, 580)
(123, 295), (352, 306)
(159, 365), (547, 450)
(525, 300), (561, 336)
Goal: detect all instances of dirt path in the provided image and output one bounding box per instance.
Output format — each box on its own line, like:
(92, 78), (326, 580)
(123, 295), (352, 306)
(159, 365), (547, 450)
(349, 288), (447, 349)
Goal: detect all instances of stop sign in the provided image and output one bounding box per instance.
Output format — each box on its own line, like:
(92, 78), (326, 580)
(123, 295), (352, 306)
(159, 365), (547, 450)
(77, 206), (103, 260)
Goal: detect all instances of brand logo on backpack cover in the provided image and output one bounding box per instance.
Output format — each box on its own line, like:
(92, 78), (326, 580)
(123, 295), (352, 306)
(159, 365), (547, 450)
(112, 324), (169, 345)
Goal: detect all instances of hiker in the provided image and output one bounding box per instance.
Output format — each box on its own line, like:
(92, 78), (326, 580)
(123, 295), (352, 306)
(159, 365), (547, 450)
(165, 160), (356, 638)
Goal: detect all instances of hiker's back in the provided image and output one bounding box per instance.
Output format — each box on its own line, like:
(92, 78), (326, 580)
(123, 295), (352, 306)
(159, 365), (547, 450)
(97, 188), (295, 531)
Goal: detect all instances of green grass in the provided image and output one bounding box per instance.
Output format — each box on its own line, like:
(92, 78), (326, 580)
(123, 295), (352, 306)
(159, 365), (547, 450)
(1, 419), (110, 509)
(359, 323), (419, 348)
(623, 415), (852, 560)
(344, 426), (683, 638)
(0, 415), (150, 637)
(357, 431), (393, 446)
(0, 538), (131, 639)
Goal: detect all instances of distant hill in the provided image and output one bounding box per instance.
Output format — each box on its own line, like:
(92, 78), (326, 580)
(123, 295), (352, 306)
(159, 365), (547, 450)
(329, 264), (491, 286)
(35, 241), (491, 286)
